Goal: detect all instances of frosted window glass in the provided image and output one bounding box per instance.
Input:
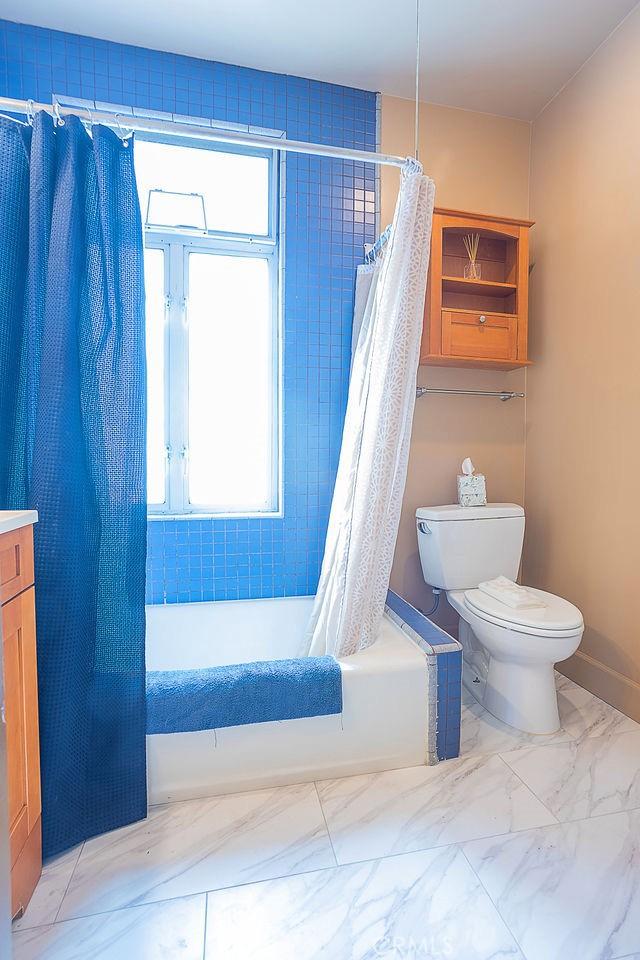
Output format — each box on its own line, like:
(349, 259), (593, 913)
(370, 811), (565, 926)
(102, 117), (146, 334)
(136, 140), (270, 235)
(187, 253), (273, 511)
(144, 248), (166, 505)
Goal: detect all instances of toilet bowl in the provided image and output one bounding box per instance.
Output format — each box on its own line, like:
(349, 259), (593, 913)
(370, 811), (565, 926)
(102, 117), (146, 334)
(447, 586), (583, 734)
(416, 502), (584, 735)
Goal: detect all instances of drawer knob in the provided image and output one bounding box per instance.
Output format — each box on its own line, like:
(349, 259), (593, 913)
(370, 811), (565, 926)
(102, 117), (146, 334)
(479, 314), (487, 324)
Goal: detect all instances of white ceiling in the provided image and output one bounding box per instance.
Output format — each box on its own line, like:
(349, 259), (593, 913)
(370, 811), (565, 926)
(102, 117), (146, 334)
(2, 0), (637, 119)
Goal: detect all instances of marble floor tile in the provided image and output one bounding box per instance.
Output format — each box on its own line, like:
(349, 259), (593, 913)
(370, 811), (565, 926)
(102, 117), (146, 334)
(461, 674), (639, 761)
(57, 782), (335, 921)
(13, 845), (83, 931)
(13, 894), (206, 960)
(554, 670), (582, 691)
(464, 810), (640, 960)
(501, 729), (640, 822)
(557, 678), (640, 741)
(460, 689), (574, 757)
(316, 756), (556, 864)
(204, 846), (523, 960)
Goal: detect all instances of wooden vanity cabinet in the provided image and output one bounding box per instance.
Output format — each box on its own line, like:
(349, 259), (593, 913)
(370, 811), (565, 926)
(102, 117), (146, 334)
(0, 524), (41, 919)
(421, 208), (534, 370)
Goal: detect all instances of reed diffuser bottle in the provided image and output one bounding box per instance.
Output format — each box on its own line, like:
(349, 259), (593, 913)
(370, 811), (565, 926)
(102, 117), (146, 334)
(463, 233), (481, 280)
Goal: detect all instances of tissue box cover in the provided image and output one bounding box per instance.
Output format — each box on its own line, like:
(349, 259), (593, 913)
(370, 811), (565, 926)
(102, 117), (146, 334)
(457, 474), (487, 507)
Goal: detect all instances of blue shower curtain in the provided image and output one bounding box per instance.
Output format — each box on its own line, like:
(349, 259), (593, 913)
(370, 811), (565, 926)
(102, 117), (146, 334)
(0, 112), (147, 857)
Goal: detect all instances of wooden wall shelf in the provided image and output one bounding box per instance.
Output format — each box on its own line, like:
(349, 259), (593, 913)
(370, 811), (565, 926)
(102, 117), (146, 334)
(421, 208), (534, 370)
(441, 276), (517, 298)
(421, 354), (532, 371)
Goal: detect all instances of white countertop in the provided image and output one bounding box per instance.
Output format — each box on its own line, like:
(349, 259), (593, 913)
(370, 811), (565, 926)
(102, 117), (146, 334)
(0, 510), (38, 535)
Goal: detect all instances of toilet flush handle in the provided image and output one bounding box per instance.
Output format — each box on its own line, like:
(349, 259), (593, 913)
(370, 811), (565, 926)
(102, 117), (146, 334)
(417, 521), (431, 535)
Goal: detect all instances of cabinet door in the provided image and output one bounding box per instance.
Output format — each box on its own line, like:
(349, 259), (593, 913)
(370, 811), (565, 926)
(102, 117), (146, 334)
(2, 588), (40, 867)
(0, 630), (11, 957)
(441, 309), (517, 361)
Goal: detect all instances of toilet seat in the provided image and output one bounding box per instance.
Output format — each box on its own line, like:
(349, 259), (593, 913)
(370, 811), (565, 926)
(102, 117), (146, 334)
(463, 586), (583, 638)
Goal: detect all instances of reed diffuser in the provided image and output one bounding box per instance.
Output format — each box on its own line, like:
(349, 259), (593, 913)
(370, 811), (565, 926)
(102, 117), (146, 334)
(463, 233), (481, 280)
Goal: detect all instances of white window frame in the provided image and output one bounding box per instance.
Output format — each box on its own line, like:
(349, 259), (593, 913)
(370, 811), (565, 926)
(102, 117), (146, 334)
(142, 135), (281, 518)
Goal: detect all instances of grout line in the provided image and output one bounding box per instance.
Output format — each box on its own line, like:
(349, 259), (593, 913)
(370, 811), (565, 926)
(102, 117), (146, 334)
(542, 804), (640, 828)
(23, 891), (209, 934)
(459, 805), (640, 960)
(152, 757), (468, 810)
(37, 834), (539, 927)
(314, 781), (339, 868)
(52, 842), (85, 925)
(201, 892), (209, 960)
(41, 864), (353, 929)
(459, 732), (577, 761)
(33, 806), (640, 932)
(28, 814), (555, 929)
(458, 844), (530, 959)
(459, 806), (640, 850)
(492, 753), (559, 825)
(148, 778), (319, 810)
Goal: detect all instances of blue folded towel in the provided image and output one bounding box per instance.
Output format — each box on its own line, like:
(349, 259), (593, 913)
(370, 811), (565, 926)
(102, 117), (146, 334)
(146, 656), (343, 734)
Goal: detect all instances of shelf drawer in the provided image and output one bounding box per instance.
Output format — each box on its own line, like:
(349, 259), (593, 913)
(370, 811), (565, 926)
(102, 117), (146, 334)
(441, 309), (517, 361)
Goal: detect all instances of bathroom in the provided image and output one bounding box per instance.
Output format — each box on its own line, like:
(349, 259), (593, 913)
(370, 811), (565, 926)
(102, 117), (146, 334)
(0, 1), (639, 958)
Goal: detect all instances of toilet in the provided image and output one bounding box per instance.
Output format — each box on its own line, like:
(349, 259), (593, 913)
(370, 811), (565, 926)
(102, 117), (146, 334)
(416, 503), (584, 734)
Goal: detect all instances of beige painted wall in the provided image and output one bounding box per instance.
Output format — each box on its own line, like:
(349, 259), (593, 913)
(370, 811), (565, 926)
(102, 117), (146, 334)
(381, 97), (531, 627)
(525, 6), (640, 719)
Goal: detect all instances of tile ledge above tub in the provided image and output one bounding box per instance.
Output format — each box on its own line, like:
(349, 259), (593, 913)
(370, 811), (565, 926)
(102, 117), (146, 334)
(385, 590), (460, 653)
(385, 590), (462, 763)
(0, 510), (39, 535)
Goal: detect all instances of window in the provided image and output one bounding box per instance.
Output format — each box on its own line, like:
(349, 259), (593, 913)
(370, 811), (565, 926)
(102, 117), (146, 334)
(138, 136), (279, 516)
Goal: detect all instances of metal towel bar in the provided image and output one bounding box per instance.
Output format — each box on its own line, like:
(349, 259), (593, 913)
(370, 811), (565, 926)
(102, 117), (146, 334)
(416, 387), (525, 402)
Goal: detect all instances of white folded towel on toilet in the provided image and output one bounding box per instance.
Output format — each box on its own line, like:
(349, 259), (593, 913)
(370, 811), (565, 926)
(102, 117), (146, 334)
(478, 576), (547, 610)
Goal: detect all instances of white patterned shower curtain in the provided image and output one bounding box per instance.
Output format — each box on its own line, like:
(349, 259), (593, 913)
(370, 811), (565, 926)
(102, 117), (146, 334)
(304, 163), (436, 658)
(350, 261), (378, 369)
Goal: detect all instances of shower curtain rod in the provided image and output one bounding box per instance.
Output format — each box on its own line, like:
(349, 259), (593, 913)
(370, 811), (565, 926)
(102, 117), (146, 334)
(0, 96), (412, 169)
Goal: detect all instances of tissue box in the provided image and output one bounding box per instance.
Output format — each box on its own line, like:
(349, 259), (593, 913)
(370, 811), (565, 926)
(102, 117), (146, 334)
(457, 473), (487, 507)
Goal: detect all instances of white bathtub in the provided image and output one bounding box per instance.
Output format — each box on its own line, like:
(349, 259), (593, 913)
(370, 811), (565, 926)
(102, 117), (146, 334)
(146, 596), (432, 804)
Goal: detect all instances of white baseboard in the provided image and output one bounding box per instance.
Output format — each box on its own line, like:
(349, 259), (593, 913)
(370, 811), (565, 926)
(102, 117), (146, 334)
(559, 650), (640, 723)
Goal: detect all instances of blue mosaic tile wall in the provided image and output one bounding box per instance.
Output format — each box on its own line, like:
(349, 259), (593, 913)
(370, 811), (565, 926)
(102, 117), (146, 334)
(386, 591), (462, 761)
(0, 20), (378, 603)
(435, 649), (462, 760)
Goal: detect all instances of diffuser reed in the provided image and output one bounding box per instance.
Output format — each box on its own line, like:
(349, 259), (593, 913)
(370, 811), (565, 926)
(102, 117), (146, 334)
(463, 233), (481, 280)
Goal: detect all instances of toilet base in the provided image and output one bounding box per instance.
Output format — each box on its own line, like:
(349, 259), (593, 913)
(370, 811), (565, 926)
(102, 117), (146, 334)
(484, 658), (560, 735)
(447, 588), (582, 736)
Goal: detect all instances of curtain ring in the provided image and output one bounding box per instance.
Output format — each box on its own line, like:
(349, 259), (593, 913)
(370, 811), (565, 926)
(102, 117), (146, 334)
(83, 104), (94, 130)
(26, 99), (35, 126)
(115, 114), (130, 148)
(402, 156), (423, 176)
(52, 101), (65, 127)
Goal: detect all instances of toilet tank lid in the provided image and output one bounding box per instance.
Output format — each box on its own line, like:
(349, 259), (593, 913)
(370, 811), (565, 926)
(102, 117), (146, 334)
(416, 503), (524, 522)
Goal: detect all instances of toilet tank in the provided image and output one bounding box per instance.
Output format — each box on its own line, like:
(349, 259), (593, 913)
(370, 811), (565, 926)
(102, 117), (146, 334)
(416, 504), (525, 591)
